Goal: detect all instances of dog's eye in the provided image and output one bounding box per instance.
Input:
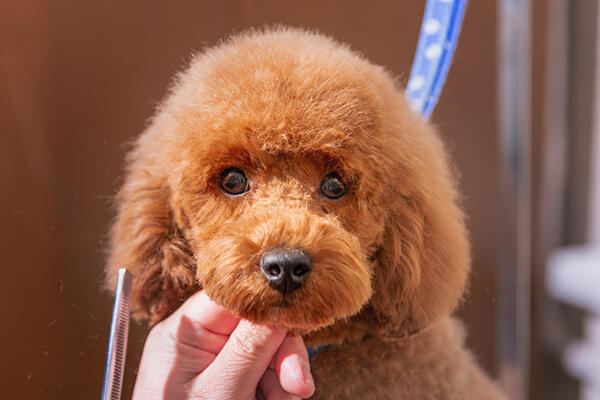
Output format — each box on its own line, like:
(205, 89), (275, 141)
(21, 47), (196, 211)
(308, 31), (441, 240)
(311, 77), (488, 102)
(319, 172), (346, 199)
(220, 167), (249, 196)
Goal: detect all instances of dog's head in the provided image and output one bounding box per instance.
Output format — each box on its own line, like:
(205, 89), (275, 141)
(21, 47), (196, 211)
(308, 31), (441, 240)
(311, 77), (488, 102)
(106, 28), (470, 339)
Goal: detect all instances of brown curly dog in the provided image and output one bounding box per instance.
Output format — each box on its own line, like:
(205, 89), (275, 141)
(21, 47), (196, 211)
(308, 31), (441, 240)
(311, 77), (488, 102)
(106, 27), (507, 399)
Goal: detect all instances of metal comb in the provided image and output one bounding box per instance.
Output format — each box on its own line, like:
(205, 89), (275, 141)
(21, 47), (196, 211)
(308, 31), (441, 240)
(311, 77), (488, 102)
(101, 268), (133, 400)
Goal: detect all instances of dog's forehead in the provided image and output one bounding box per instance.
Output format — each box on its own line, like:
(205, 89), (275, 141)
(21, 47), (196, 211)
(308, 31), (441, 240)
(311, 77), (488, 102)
(172, 31), (386, 156)
(207, 72), (378, 154)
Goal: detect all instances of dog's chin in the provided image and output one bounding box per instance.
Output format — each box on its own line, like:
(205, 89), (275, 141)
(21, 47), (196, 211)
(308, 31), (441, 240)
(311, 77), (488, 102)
(203, 285), (365, 334)
(262, 301), (338, 332)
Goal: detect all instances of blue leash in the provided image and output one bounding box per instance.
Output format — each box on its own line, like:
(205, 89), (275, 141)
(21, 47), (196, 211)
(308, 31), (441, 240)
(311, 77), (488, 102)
(405, 0), (468, 119)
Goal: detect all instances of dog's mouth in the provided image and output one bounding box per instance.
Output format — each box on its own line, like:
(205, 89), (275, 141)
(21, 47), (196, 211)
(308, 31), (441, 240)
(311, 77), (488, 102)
(271, 300), (290, 308)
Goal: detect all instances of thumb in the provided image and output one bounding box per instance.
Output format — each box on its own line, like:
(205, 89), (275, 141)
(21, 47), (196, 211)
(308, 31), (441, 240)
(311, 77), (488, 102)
(189, 320), (287, 399)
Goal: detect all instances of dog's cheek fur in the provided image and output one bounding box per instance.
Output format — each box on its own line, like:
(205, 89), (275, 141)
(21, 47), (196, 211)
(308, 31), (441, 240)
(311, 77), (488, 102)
(104, 129), (200, 325)
(370, 101), (470, 336)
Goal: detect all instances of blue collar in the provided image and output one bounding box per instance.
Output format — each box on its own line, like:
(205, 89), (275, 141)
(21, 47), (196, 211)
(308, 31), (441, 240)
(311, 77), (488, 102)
(307, 345), (330, 360)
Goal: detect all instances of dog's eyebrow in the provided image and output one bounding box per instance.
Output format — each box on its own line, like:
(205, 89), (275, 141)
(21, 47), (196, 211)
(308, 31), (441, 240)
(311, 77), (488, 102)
(305, 151), (346, 171)
(204, 142), (257, 166)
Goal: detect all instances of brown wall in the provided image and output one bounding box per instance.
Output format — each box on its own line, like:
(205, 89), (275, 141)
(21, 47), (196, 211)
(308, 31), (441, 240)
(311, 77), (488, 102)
(2, 1), (510, 398)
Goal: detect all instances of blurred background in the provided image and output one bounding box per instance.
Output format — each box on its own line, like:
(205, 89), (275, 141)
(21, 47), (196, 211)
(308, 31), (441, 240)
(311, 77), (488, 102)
(1, 0), (598, 399)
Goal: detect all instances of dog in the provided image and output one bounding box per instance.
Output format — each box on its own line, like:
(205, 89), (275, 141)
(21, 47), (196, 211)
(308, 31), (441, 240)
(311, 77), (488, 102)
(106, 27), (507, 399)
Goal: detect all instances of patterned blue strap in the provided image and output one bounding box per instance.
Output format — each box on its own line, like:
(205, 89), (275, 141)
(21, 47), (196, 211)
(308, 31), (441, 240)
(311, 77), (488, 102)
(405, 0), (468, 119)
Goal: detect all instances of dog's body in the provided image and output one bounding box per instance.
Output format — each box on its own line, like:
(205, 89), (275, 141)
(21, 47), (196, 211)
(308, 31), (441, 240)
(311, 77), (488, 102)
(309, 317), (504, 399)
(106, 28), (506, 399)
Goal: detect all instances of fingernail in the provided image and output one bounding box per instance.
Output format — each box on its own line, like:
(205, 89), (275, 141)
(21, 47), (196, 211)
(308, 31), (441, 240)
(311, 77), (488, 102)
(302, 359), (314, 389)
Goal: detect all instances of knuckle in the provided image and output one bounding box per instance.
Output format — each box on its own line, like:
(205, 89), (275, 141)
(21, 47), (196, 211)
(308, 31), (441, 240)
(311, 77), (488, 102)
(229, 325), (271, 360)
(149, 319), (177, 342)
(230, 334), (265, 361)
(146, 320), (168, 342)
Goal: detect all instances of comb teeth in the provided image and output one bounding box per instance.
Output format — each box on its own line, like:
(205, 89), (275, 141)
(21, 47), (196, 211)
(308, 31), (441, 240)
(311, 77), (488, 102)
(101, 268), (132, 400)
(110, 307), (129, 398)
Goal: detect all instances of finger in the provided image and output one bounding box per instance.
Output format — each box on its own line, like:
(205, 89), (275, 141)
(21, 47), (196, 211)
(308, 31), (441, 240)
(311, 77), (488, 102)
(189, 320), (286, 398)
(151, 291), (236, 355)
(167, 291), (240, 335)
(275, 335), (314, 398)
(170, 314), (230, 354)
(133, 330), (218, 398)
(132, 292), (241, 399)
(259, 369), (300, 400)
(164, 344), (217, 374)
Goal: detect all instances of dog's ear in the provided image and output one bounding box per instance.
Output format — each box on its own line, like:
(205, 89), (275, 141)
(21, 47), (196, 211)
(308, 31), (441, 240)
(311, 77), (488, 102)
(370, 115), (470, 337)
(105, 138), (198, 325)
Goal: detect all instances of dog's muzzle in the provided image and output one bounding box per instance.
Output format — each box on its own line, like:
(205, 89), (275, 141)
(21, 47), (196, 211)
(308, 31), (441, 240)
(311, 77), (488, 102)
(260, 247), (312, 295)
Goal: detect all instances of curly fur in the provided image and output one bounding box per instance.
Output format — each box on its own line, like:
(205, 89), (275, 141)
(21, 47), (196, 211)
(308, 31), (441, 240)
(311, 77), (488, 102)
(106, 27), (506, 398)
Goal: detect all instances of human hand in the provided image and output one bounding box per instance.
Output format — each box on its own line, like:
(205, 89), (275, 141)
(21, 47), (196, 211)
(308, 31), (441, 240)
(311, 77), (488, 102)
(132, 291), (315, 400)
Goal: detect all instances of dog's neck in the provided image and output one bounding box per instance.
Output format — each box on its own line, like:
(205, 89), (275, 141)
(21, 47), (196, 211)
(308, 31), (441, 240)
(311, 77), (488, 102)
(301, 307), (434, 348)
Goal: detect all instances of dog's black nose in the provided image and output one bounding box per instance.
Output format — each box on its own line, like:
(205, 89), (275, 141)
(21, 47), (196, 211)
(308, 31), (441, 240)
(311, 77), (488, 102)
(260, 248), (312, 295)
